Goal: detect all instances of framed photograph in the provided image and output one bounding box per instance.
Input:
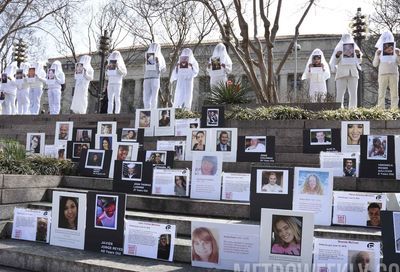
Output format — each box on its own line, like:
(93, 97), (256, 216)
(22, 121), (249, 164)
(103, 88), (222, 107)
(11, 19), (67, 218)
(201, 106), (225, 128)
(55, 121), (73, 142)
(137, 110), (151, 128)
(310, 129), (332, 145)
(94, 194), (118, 230)
(367, 135), (387, 160)
(97, 121), (116, 135)
(341, 121), (370, 152)
(75, 128), (93, 142)
(145, 151), (167, 166)
(121, 161), (143, 181)
(72, 143), (90, 159)
(85, 150), (105, 169)
(256, 169), (288, 194)
(191, 130), (207, 151)
(120, 128), (138, 141)
(244, 136), (266, 152)
(206, 109), (219, 127)
(26, 133), (45, 155)
(158, 109), (171, 127)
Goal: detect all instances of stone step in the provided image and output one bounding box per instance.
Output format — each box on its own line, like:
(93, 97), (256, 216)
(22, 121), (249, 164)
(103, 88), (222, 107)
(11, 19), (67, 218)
(28, 201), (382, 242)
(0, 265), (32, 272)
(0, 239), (209, 271)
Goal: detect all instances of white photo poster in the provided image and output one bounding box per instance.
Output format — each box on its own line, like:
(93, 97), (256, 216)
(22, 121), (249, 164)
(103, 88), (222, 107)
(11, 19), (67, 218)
(175, 118), (200, 136)
(341, 121), (370, 153)
(95, 134), (117, 151)
(293, 167), (334, 226)
(190, 152), (223, 200)
(332, 191), (387, 227)
(54, 121), (73, 145)
(12, 208), (51, 243)
(314, 238), (380, 272)
(157, 140), (186, 161)
(50, 191), (87, 250)
(97, 121), (117, 135)
(109, 142), (140, 178)
(152, 168), (190, 197)
(185, 128), (212, 161)
(320, 152), (360, 177)
(221, 172), (251, 202)
(135, 108), (154, 137)
(26, 133), (45, 155)
(124, 220), (176, 262)
(212, 128), (238, 162)
(396, 136), (400, 180)
(259, 209), (314, 271)
(191, 221), (260, 270)
(155, 108), (175, 136)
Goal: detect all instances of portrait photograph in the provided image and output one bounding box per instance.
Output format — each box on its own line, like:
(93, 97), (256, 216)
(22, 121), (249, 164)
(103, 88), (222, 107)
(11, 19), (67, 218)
(244, 136), (266, 153)
(343, 158), (357, 177)
(270, 215), (302, 256)
(47, 68), (55, 80)
(75, 129), (93, 142)
(1, 73), (7, 83)
(99, 136), (113, 151)
(108, 59), (117, 70)
(145, 151), (167, 165)
(179, 56), (189, 68)
(138, 110), (151, 128)
(146, 52), (156, 65)
(85, 150), (105, 169)
(297, 170), (329, 196)
(75, 63), (83, 74)
(366, 202), (382, 228)
(72, 143), (89, 159)
(216, 130), (232, 152)
(393, 212), (400, 253)
(55, 121), (73, 142)
(94, 194), (118, 230)
(191, 227), (220, 264)
(256, 169), (288, 195)
(343, 43), (355, 58)
(192, 130), (207, 151)
(26, 133), (45, 155)
(15, 69), (23, 80)
(57, 147), (66, 160)
(211, 57), (221, 70)
(174, 144), (185, 161)
(383, 42), (395, 56)
(121, 128), (138, 142)
(367, 135), (387, 160)
(310, 129), (332, 145)
(121, 162), (142, 181)
(206, 109), (219, 127)
(116, 144), (134, 161)
(194, 155), (219, 176)
(58, 196), (79, 230)
(97, 121), (116, 135)
(341, 121), (370, 153)
(347, 250), (375, 272)
(28, 67), (35, 78)
(35, 217), (49, 242)
(158, 109), (171, 127)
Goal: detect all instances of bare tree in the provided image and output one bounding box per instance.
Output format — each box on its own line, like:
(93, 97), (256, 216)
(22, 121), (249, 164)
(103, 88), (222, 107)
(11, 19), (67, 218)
(188, 0), (315, 103)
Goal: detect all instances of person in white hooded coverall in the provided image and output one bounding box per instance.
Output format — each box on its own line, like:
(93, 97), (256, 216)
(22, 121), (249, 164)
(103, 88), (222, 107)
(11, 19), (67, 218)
(70, 55), (94, 114)
(171, 48), (199, 110)
(372, 31), (400, 109)
(28, 62), (46, 115)
(46, 60), (65, 114)
(143, 43), (166, 109)
(207, 43), (232, 88)
(15, 62), (31, 114)
(2, 62), (18, 115)
(329, 33), (362, 109)
(301, 48), (330, 102)
(106, 51), (127, 114)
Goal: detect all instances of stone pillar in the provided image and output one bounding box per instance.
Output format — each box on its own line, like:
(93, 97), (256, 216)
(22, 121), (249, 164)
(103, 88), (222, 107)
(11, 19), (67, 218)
(134, 78), (143, 109)
(279, 73), (288, 102)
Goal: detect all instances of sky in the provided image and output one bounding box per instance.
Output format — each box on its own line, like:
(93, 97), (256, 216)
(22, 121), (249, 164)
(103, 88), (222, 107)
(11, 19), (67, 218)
(45, 0), (377, 59)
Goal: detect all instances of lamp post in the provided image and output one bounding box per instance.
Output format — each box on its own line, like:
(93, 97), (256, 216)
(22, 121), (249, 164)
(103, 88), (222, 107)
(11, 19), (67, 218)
(13, 39), (27, 68)
(98, 30), (111, 113)
(293, 41), (301, 100)
(351, 7), (367, 107)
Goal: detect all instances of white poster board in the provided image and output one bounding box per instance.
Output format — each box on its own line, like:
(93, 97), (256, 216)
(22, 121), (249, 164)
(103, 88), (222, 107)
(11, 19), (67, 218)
(54, 121), (74, 145)
(152, 168), (190, 197)
(124, 220), (176, 262)
(12, 208), (51, 243)
(157, 140), (186, 161)
(175, 118), (200, 136)
(154, 108), (175, 136)
(185, 128), (213, 161)
(109, 142), (139, 178)
(341, 121), (370, 153)
(211, 128), (238, 162)
(26, 133), (45, 155)
(395, 136), (400, 180)
(320, 152), (360, 177)
(135, 109), (154, 137)
(221, 172), (251, 202)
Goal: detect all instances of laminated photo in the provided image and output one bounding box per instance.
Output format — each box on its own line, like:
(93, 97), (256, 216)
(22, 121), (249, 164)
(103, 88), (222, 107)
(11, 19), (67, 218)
(12, 208), (51, 243)
(332, 191), (386, 227)
(179, 56), (189, 68)
(211, 57), (221, 70)
(124, 220), (176, 262)
(75, 63), (84, 74)
(191, 221), (259, 270)
(293, 167), (333, 225)
(152, 168), (190, 196)
(367, 135), (387, 160)
(221, 172), (251, 202)
(259, 209), (314, 271)
(256, 169), (289, 194)
(47, 68), (55, 80)
(28, 67), (35, 78)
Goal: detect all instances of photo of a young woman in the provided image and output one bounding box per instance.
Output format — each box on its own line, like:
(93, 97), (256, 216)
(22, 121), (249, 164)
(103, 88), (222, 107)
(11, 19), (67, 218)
(192, 227), (219, 264)
(271, 215), (302, 256)
(301, 173), (324, 195)
(58, 196), (79, 230)
(347, 124), (363, 145)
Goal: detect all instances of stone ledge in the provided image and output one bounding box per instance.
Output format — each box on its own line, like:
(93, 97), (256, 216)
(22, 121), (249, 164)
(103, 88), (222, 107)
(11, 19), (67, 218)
(2, 175), (62, 189)
(1, 188), (47, 205)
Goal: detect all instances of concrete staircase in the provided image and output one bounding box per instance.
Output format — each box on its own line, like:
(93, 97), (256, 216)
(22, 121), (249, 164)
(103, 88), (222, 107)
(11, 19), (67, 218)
(0, 114), (399, 271)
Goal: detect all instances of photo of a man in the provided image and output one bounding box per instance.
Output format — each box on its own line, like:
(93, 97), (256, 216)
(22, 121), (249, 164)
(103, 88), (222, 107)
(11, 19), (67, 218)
(310, 129), (331, 145)
(366, 202), (381, 227)
(146, 152), (166, 165)
(58, 123), (69, 140)
(159, 110), (171, 127)
(122, 162), (142, 180)
(95, 195), (118, 230)
(117, 145), (130, 161)
(343, 158), (356, 177)
(261, 171), (283, 193)
(207, 110), (219, 126)
(216, 130), (231, 151)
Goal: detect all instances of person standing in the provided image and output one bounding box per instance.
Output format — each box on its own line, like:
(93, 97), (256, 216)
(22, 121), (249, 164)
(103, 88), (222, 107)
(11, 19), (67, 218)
(329, 33), (362, 108)
(106, 51), (127, 114)
(301, 48), (330, 102)
(143, 42), (166, 109)
(46, 60), (65, 114)
(70, 55), (94, 114)
(15, 62), (30, 114)
(373, 31), (400, 109)
(171, 48), (199, 110)
(28, 61), (47, 115)
(207, 43), (232, 88)
(1, 61), (17, 114)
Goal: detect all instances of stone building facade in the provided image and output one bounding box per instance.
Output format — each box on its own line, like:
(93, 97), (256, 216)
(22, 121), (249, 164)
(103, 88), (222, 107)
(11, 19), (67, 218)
(49, 34), (378, 114)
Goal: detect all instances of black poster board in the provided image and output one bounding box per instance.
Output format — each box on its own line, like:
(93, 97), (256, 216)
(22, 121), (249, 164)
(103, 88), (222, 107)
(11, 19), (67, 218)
(139, 150), (174, 168)
(381, 211), (400, 266)
(249, 166), (294, 220)
(303, 128), (341, 153)
(78, 149), (112, 178)
(72, 127), (96, 143)
(236, 136), (275, 163)
(117, 128), (145, 145)
(84, 191), (126, 255)
(113, 160), (154, 195)
(67, 141), (93, 162)
(200, 106), (225, 128)
(359, 135), (396, 179)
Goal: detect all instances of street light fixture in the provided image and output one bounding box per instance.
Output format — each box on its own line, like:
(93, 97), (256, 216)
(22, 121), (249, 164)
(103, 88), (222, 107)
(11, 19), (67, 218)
(293, 41), (301, 100)
(98, 30), (111, 113)
(13, 39), (27, 68)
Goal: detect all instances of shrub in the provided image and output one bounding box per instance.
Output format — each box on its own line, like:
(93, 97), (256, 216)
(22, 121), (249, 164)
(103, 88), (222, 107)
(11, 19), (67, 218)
(207, 79), (250, 105)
